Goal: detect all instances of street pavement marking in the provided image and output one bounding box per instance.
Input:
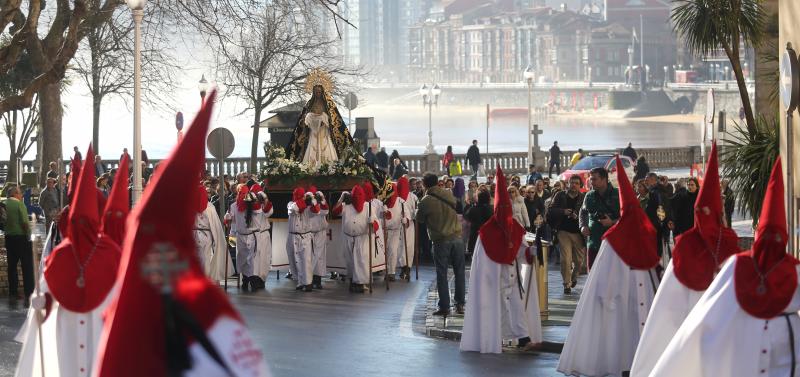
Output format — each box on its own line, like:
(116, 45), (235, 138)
(399, 282), (425, 338)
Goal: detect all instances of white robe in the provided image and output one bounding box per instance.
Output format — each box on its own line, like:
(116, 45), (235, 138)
(301, 112), (337, 169)
(229, 203), (263, 277)
(341, 204), (377, 284)
(460, 239), (542, 353)
(194, 207), (214, 274)
(649, 259), (800, 377)
(310, 203), (329, 277)
(288, 201), (314, 286)
(205, 203), (234, 281)
(557, 241), (659, 377)
(629, 261), (704, 376)
(252, 204), (274, 281)
(384, 200), (411, 275)
(399, 195), (417, 268)
(15, 278), (115, 377)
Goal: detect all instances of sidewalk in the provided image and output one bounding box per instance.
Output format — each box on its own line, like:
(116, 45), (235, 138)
(423, 260), (586, 354)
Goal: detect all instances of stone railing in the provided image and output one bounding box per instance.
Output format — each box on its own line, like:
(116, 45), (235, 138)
(399, 146), (701, 176)
(4, 146), (700, 184)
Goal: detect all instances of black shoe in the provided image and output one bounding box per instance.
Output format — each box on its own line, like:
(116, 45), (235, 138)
(312, 275), (323, 290)
(241, 277), (250, 292)
(387, 274), (396, 282)
(303, 285), (313, 292)
(285, 272), (294, 280)
(455, 304), (465, 314)
(432, 308), (450, 316)
(564, 287), (571, 294)
(571, 280), (577, 288)
(295, 285), (304, 291)
(353, 284), (365, 293)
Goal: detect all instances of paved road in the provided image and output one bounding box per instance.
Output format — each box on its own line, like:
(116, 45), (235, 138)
(0, 267), (561, 377)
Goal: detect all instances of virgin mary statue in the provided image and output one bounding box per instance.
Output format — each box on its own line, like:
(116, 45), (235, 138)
(285, 69), (354, 168)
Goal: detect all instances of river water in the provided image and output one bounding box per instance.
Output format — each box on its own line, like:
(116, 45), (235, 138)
(348, 104), (702, 155)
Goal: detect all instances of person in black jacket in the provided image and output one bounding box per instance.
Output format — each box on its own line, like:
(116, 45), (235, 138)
(634, 156), (650, 182)
(721, 179), (735, 227)
(671, 177), (699, 237)
(389, 150), (408, 178)
(622, 142), (638, 161)
(466, 140), (482, 179)
(464, 189), (492, 256)
(523, 184), (546, 232)
(547, 175), (586, 293)
(643, 173), (674, 259)
(376, 147), (389, 174)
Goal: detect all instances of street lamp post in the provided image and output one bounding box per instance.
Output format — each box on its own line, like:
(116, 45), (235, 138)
(523, 65), (535, 165)
(126, 0), (146, 204)
(419, 83), (441, 154)
(587, 66), (592, 87)
(199, 74), (208, 103)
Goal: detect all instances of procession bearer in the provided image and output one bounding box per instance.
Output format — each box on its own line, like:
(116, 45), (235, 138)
(335, 185), (379, 293)
(384, 183), (410, 281)
(309, 186), (329, 290)
(288, 187), (319, 292)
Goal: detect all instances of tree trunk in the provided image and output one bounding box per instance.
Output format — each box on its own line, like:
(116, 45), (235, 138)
(250, 107), (262, 175)
(39, 83), (63, 186)
(8, 153), (18, 185)
(730, 57), (757, 138)
(92, 94), (101, 153)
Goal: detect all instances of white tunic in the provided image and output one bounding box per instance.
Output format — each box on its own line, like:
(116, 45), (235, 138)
(341, 204), (377, 284)
(399, 196), (417, 268)
(229, 202), (263, 277)
(288, 201), (314, 286)
(629, 261), (704, 376)
(205, 203), (234, 281)
(252, 203), (274, 280)
(460, 239), (542, 353)
(194, 208), (214, 273)
(15, 279), (115, 377)
(649, 259), (800, 377)
(301, 112), (337, 169)
(557, 241), (659, 377)
(310, 202), (329, 276)
(384, 200), (411, 274)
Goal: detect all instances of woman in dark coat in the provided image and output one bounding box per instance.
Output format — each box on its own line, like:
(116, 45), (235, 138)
(672, 177), (699, 236)
(464, 190), (493, 256)
(633, 156), (650, 182)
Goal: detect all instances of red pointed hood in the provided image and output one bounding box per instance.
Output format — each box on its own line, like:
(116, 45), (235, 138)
(101, 154), (130, 246)
(735, 157), (800, 319)
(603, 156), (660, 269)
(292, 187), (305, 202)
(308, 185), (318, 194)
(397, 177), (410, 201)
(386, 183), (399, 208)
(351, 185), (365, 213)
(479, 165), (525, 265)
(363, 181), (375, 202)
(96, 90), (248, 376)
(44, 145), (121, 313)
(237, 185), (251, 212)
(195, 185), (209, 214)
(673, 142), (740, 290)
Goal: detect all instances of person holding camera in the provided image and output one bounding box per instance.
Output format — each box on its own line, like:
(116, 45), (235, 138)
(287, 187), (320, 292)
(579, 167), (620, 269)
(548, 175), (586, 293)
(308, 187), (329, 290)
(334, 185), (379, 293)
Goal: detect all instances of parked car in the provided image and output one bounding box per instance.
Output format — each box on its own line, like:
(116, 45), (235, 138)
(558, 154), (635, 191)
